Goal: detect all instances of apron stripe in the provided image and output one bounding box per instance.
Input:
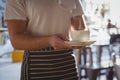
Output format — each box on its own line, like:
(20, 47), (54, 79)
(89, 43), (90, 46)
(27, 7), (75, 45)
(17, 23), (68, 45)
(20, 49), (78, 80)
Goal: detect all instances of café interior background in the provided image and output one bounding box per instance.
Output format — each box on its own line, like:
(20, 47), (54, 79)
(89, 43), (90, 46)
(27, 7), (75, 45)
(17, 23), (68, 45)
(0, 0), (120, 80)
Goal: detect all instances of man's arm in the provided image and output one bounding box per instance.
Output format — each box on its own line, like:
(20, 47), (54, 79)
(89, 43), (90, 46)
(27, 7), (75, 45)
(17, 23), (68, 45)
(6, 20), (70, 50)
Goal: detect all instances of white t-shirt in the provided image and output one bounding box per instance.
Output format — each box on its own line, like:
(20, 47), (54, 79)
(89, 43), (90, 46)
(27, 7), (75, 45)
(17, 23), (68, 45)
(5, 0), (83, 36)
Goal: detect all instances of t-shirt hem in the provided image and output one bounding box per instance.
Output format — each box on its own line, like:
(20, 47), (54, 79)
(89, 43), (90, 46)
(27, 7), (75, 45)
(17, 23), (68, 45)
(4, 18), (27, 21)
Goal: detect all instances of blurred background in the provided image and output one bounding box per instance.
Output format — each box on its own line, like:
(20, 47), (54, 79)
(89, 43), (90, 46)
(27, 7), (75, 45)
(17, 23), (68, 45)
(0, 0), (120, 80)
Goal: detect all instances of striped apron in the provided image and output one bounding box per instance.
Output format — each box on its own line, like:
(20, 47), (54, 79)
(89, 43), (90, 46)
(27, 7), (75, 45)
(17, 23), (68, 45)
(20, 48), (78, 80)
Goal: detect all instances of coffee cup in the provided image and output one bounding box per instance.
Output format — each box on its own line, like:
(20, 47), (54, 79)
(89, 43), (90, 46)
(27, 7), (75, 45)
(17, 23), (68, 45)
(69, 30), (90, 42)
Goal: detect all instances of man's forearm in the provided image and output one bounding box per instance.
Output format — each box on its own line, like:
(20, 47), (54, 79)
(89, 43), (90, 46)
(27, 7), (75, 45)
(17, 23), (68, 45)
(10, 33), (50, 50)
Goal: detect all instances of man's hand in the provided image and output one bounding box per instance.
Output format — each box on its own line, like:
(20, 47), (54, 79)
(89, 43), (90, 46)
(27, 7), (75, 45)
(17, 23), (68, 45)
(48, 34), (86, 50)
(71, 15), (85, 30)
(48, 34), (71, 50)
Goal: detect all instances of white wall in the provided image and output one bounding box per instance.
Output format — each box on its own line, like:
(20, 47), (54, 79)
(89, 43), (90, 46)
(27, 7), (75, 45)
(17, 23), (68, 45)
(110, 0), (120, 23)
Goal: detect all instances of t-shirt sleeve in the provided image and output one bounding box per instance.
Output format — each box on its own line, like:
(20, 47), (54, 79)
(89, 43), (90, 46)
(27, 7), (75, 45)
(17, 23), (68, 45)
(4, 0), (27, 20)
(72, 0), (84, 17)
